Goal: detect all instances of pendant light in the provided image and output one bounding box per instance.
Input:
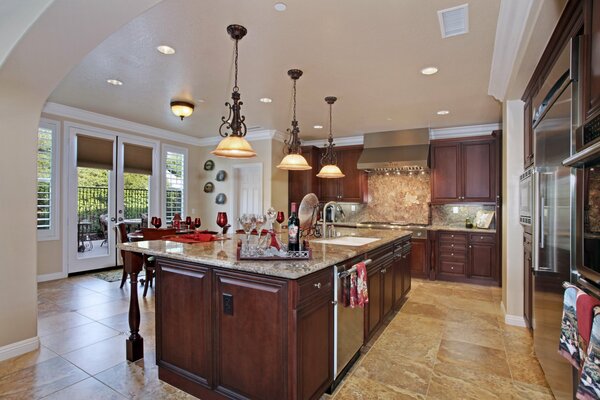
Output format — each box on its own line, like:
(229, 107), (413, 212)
(316, 97), (345, 178)
(277, 69), (312, 170)
(211, 25), (256, 159)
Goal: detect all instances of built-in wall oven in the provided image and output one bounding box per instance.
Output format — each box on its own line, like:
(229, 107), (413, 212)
(519, 168), (534, 226)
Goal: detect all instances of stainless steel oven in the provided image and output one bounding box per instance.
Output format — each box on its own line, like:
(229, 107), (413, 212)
(519, 168), (534, 226)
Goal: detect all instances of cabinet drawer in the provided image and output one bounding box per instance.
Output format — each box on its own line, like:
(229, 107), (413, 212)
(367, 243), (394, 262)
(469, 233), (495, 244)
(439, 252), (467, 262)
(439, 260), (465, 275)
(439, 243), (467, 252)
(297, 268), (332, 305)
(438, 232), (467, 243)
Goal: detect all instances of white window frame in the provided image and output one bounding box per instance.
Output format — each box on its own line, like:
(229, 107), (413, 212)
(161, 144), (188, 222)
(37, 118), (60, 241)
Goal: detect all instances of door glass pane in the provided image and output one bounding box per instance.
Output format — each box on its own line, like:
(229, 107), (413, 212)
(124, 172), (150, 230)
(77, 167), (110, 258)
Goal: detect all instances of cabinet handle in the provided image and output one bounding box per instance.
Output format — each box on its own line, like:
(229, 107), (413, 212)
(332, 300), (338, 305)
(314, 282), (322, 289)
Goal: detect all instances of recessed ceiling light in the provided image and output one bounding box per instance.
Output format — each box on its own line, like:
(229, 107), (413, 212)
(260, 97), (273, 103)
(313, 125), (323, 129)
(106, 79), (123, 86)
(437, 110), (450, 115)
(421, 67), (439, 75)
(157, 45), (175, 55)
(386, 117), (392, 121)
(274, 2), (287, 11)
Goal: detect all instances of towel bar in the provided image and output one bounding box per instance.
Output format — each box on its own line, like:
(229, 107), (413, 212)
(338, 258), (372, 278)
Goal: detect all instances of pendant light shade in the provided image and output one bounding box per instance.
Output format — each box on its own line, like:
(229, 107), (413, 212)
(277, 69), (311, 170)
(212, 24), (256, 159)
(317, 96), (345, 179)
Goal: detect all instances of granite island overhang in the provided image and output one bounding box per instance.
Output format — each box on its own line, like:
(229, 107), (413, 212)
(118, 228), (412, 400)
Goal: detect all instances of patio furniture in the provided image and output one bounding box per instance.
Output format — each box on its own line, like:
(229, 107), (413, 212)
(77, 220), (93, 252)
(115, 223), (129, 289)
(140, 213), (148, 228)
(140, 227), (176, 297)
(99, 214), (108, 246)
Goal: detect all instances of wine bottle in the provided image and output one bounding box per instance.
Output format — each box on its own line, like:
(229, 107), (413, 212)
(288, 202), (300, 251)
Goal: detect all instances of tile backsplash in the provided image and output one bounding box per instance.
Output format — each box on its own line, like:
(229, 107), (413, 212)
(338, 171), (495, 227)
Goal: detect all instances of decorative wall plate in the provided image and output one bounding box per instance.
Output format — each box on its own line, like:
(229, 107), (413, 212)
(204, 160), (215, 171)
(204, 182), (214, 193)
(216, 170), (227, 181)
(216, 193), (227, 205)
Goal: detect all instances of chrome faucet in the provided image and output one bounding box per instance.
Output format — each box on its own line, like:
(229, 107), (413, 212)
(322, 201), (338, 239)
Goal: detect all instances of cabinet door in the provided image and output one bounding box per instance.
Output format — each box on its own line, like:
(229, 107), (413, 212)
(469, 242), (495, 280)
(214, 270), (288, 399)
(523, 233), (533, 328)
(431, 143), (461, 203)
(156, 260), (212, 387)
(462, 140), (496, 202)
(365, 264), (382, 340)
(584, 0), (600, 121)
(409, 239), (427, 278)
(392, 254), (404, 307)
(382, 260), (394, 318)
(297, 294), (334, 400)
(289, 146), (321, 206)
(402, 252), (411, 296)
(338, 147), (368, 203)
(524, 99), (534, 168)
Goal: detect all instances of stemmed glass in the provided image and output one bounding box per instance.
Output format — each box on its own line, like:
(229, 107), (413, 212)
(276, 211), (285, 228)
(151, 216), (157, 228)
(216, 212), (228, 239)
(185, 216), (192, 230)
(238, 214), (256, 253)
(254, 214), (266, 249)
(154, 218), (162, 229)
(194, 218), (201, 230)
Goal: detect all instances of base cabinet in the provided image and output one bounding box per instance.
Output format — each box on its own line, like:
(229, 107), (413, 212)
(409, 239), (428, 278)
(365, 262), (383, 339)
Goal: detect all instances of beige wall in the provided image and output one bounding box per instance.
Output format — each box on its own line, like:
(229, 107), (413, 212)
(0, 0), (161, 352)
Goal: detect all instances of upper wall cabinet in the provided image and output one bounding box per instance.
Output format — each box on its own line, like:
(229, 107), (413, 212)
(288, 146), (322, 206)
(583, 0), (600, 122)
(430, 135), (498, 204)
(319, 146), (368, 203)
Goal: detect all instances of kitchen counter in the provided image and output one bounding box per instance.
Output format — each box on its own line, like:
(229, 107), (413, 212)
(428, 225), (496, 233)
(119, 227), (411, 280)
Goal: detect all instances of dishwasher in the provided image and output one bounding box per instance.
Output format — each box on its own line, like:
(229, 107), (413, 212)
(329, 258), (371, 392)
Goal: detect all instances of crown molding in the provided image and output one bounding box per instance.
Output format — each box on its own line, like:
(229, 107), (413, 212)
(429, 123), (501, 139)
(488, 0), (535, 101)
(43, 102), (204, 146)
(303, 135), (364, 147)
(196, 129), (280, 147)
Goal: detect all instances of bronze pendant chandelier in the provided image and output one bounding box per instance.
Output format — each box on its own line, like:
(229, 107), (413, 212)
(316, 96), (345, 178)
(277, 69), (312, 170)
(211, 24), (256, 159)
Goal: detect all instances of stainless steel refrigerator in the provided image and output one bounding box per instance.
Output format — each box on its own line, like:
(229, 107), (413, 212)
(531, 40), (577, 400)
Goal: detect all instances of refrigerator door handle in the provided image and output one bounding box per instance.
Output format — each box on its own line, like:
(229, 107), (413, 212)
(540, 196), (545, 249)
(532, 170), (540, 272)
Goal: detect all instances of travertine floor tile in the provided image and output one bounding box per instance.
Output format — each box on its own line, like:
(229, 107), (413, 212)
(61, 334), (128, 375)
(42, 377), (127, 399)
(0, 346), (57, 380)
(333, 375), (425, 400)
(38, 311), (94, 337)
(436, 339), (512, 379)
(443, 320), (505, 350)
(40, 322), (120, 355)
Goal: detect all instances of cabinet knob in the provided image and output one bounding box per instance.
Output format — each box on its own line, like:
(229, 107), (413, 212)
(469, 245), (472, 248)
(451, 235), (454, 238)
(480, 236), (483, 240)
(451, 266), (454, 270)
(381, 269), (386, 274)
(451, 244), (454, 247)
(451, 253), (454, 256)
(314, 282), (322, 289)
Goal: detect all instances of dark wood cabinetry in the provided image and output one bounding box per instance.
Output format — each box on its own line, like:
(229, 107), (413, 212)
(288, 146), (322, 206)
(319, 146), (368, 203)
(433, 231), (498, 285)
(524, 99), (534, 168)
(409, 238), (428, 278)
(583, 0), (600, 122)
(365, 261), (383, 339)
(430, 135), (498, 204)
(523, 233), (533, 329)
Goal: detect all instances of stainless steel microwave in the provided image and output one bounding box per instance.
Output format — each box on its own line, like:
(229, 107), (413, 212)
(519, 168), (534, 226)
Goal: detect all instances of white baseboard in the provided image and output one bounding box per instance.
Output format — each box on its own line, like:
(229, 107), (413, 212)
(0, 337), (39, 362)
(37, 272), (67, 282)
(504, 314), (528, 327)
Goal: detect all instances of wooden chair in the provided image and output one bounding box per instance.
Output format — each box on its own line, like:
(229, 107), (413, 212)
(115, 223), (129, 288)
(140, 228), (176, 297)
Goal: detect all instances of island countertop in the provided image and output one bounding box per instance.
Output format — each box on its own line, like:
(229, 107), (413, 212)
(118, 227), (411, 279)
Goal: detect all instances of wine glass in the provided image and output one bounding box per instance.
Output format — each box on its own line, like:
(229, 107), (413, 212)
(276, 211), (285, 229)
(254, 214), (267, 248)
(155, 218), (162, 229)
(185, 216), (192, 230)
(194, 217), (201, 229)
(216, 212), (228, 238)
(238, 214), (256, 252)
(151, 216), (158, 228)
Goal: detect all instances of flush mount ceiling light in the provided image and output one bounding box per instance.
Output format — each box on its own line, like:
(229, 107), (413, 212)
(437, 110), (450, 115)
(170, 101), (194, 120)
(313, 125), (323, 129)
(277, 69), (312, 170)
(420, 66), (439, 75)
(106, 79), (123, 86)
(157, 45), (175, 55)
(274, 2), (287, 11)
(260, 97), (273, 103)
(317, 97), (345, 179)
(211, 25), (256, 159)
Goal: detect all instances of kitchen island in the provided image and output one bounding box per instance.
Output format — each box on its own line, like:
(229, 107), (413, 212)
(119, 228), (411, 400)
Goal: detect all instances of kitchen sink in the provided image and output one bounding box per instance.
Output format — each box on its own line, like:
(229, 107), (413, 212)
(310, 236), (381, 246)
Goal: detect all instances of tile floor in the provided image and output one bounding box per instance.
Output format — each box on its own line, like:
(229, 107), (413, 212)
(0, 276), (552, 399)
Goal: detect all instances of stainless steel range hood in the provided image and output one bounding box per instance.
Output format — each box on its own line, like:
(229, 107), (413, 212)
(357, 128), (430, 171)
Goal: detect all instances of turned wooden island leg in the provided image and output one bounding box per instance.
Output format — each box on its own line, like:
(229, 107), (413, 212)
(123, 251), (145, 362)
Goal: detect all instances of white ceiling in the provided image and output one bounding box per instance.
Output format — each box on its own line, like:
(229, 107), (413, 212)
(48, 0), (502, 140)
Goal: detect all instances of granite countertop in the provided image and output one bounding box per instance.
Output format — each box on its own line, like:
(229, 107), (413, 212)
(427, 225), (496, 233)
(118, 228), (411, 280)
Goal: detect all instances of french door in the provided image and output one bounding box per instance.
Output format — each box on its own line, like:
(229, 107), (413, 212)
(65, 125), (159, 273)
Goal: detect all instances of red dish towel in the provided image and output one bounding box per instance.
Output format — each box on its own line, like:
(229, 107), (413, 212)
(349, 272), (358, 308)
(163, 233), (216, 243)
(577, 293), (600, 351)
(349, 262), (368, 308)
